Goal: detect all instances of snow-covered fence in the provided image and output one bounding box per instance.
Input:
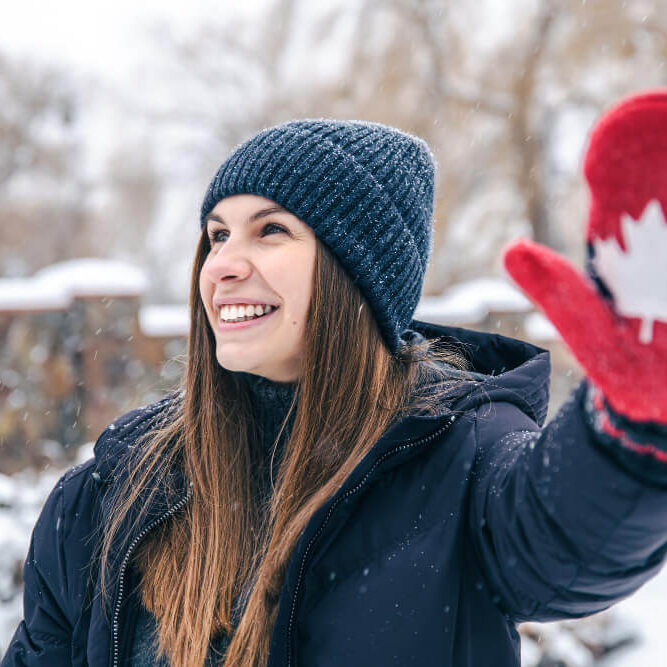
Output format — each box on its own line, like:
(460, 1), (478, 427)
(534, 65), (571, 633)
(0, 258), (186, 473)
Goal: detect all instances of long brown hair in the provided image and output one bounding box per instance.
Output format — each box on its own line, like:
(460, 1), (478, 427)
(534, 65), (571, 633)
(97, 230), (473, 667)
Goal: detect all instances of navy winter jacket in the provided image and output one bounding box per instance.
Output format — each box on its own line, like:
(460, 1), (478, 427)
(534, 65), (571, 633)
(3, 320), (667, 666)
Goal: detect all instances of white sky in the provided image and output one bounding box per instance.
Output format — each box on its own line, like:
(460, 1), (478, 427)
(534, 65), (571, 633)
(1, 0), (273, 83)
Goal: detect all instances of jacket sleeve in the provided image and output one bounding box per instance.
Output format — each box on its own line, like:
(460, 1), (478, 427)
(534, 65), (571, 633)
(468, 379), (667, 624)
(1, 471), (74, 665)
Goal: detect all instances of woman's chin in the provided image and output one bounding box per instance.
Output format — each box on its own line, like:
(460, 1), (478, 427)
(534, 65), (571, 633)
(217, 357), (255, 374)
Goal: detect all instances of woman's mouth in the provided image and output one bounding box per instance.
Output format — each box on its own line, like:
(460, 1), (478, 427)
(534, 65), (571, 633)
(217, 305), (279, 330)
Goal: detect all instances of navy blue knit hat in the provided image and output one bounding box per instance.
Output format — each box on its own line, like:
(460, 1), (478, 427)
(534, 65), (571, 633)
(199, 118), (436, 355)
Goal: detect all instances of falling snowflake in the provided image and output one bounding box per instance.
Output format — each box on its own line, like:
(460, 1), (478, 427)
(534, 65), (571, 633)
(592, 198), (667, 343)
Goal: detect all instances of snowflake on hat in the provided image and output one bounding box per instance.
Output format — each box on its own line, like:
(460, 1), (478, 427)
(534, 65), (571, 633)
(503, 90), (667, 427)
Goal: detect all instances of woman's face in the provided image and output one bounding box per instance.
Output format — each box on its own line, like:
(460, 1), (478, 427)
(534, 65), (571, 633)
(199, 194), (317, 383)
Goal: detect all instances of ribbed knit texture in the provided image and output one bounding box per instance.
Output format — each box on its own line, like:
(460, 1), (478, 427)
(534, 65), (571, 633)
(129, 372), (297, 667)
(199, 119), (437, 355)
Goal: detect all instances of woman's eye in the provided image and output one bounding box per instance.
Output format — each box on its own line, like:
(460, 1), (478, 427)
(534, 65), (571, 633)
(208, 229), (227, 244)
(261, 223), (287, 236)
(208, 223), (287, 245)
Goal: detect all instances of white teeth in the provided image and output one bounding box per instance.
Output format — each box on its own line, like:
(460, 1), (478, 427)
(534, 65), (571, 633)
(219, 304), (275, 322)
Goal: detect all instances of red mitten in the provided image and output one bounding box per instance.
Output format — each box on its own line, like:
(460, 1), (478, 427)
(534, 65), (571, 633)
(503, 90), (667, 425)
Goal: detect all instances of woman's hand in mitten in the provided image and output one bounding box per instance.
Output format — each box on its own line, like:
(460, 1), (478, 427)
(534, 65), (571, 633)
(502, 91), (667, 426)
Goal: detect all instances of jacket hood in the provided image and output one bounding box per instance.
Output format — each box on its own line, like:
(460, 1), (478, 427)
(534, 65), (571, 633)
(406, 319), (551, 426)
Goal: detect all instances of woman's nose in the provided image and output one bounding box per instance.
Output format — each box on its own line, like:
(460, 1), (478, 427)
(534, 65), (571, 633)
(204, 242), (253, 282)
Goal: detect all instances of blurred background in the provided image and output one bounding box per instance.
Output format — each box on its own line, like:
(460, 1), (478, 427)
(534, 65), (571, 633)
(1, 0), (666, 663)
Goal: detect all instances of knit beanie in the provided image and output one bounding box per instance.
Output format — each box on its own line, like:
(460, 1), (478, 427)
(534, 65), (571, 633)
(199, 118), (437, 355)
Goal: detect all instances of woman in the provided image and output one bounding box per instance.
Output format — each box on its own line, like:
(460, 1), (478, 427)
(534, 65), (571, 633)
(3, 95), (667, 667)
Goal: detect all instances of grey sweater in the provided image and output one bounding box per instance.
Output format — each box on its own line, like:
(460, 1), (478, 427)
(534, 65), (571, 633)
(129, 372), (297, 666)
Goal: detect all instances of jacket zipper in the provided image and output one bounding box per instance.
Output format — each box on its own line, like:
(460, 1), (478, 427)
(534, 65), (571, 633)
(112, 481), (193, 667)
(285, 414), (457, 667)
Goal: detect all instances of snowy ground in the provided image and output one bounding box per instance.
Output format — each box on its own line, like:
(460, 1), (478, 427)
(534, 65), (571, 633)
(595, 573), (667, 666)
(0, 444), (665, 664)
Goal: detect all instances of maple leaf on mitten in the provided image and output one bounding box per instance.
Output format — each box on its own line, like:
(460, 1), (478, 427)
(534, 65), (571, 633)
(593, 200), (667, 344)
(502, 90), (667, 426)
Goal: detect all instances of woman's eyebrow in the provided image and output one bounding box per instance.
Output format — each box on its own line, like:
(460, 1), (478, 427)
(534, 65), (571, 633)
(205, 205), (289, 226)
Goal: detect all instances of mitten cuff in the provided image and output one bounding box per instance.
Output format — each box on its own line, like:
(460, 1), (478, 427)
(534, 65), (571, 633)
(583, 380), (667, 487)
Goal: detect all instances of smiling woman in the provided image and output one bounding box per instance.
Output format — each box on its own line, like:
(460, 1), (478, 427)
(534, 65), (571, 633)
(199, 195), (318, 382)
(88, 118), (473, 667)
(5, 105), (667, 667)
